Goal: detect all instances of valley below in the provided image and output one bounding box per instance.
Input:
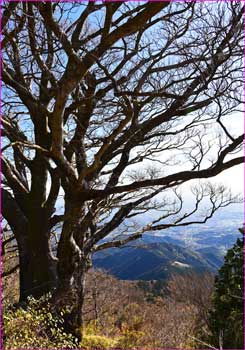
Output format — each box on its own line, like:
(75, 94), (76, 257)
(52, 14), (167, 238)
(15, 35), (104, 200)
(93, 209), (243, 281)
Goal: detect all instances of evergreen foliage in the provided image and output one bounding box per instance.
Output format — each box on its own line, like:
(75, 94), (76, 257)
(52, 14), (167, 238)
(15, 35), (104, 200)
(208, 232), (244, 349)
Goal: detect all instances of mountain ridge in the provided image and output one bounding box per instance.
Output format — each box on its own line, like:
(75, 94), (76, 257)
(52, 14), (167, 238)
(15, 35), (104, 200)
(93, 240), (221, 280)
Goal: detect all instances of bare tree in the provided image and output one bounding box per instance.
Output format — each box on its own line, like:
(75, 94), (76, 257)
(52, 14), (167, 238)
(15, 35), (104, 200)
(2, 1), (244, 340)
(167, 272), (215, 336)
(83, 269), (142, 329)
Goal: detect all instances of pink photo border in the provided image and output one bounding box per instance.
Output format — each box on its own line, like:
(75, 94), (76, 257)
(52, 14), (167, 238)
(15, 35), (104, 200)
(0, 1), (244, 349)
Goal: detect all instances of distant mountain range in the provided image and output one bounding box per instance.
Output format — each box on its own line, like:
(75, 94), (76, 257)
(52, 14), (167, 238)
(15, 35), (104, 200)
(93, 240), (224, 280)
(93, 220), (242, 281)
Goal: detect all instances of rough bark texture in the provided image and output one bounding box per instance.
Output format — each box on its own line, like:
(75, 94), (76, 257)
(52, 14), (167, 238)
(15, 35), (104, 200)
(2, 189), (57, 300)
(19, 221), (57, 301)
(55, 263), (87, 342)
(54, 202), (90, 341)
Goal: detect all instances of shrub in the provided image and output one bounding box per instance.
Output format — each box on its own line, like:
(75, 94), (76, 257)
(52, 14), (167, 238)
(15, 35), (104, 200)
(80, 334), (116, 349)
(3, 294), (76, 349)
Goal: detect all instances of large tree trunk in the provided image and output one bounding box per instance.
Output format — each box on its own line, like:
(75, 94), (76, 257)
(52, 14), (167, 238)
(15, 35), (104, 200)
(54, 203), (90, 342)
(19, 205), (58, 301)
(12, 218), (57, 302)
(2, 189), (57, 301)
(55, 262), (87, 343)
(19, 248), (56, 301)
(18, 223), (57, 301)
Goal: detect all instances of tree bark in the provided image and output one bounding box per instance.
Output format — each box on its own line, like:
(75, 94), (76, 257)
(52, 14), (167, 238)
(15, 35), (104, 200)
(2, 189), (57, 301)
(54, 202), (90, 342)
(18, 220), (57, 301)
(55, 264), (87, 343)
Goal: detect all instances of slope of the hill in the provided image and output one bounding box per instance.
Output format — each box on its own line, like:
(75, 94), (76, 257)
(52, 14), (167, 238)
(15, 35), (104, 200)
(93, 241), (217, 280)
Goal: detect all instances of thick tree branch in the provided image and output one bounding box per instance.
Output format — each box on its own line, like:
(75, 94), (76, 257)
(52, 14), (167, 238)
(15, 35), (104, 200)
(2, 265), (19, 278)
(93, 233), (143, 252)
